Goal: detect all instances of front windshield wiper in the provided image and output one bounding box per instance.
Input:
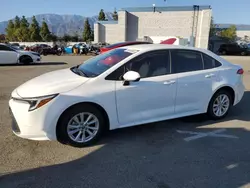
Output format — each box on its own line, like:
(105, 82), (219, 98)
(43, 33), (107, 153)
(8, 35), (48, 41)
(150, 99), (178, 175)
(71, 66), (88, 77)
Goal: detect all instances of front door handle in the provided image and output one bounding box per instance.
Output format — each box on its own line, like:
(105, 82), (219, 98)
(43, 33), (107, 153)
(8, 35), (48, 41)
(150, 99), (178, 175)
(205, 73), (215, 78)
(163, 80), (176, 85)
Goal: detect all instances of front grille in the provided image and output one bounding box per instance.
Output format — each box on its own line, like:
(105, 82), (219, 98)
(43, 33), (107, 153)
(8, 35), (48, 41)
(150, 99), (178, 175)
(9, 108), (20, 134)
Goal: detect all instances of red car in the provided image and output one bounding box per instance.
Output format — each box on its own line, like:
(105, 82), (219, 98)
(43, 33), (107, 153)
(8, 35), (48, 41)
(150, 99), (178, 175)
(100, 41), (152, 54)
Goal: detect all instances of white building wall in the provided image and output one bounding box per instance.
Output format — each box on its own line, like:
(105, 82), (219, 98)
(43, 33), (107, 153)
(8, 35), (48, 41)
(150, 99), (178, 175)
(128, 11), (194, 39)
(195, 9), (212, 48)
(95, 6), (212, 49)
(94, 23), (100, 43)
(127, 9), (211, 49)
(237, 30), (250, 39)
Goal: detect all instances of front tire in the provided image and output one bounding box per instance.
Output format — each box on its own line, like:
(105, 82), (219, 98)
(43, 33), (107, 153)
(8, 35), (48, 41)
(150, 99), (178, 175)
(57, 104), (106, 147)
(19, 55), (33, 65)
(207, 90), (232, 120)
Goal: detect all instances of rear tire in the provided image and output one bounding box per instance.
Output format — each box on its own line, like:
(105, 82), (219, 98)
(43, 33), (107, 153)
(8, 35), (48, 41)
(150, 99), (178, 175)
(19, 55), (33, 65)
(207, 90), (232, 120)
(57, 104), (106, 147)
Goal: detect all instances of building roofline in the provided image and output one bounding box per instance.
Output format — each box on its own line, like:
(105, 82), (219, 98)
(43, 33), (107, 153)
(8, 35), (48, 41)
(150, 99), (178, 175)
(96, 21), (118, 24)
(216, 24), (250, 31)
(120, 5), (211, 12)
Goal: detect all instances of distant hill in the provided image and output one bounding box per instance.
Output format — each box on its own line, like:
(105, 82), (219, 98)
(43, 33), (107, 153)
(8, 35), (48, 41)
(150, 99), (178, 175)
(0, 13), (114, 36)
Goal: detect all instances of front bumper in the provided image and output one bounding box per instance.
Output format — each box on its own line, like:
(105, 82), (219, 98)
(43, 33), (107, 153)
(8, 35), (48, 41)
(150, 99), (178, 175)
(31, 54), (41, 63)
(9, 107), (20, 134)
(33, 56), (41, 63)
(9, 98), (54, 141)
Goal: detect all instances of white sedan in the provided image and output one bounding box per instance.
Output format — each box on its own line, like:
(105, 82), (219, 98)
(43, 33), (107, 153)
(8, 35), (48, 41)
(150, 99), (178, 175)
(9, 44), (245, 147)
(0, 43), (41, 64)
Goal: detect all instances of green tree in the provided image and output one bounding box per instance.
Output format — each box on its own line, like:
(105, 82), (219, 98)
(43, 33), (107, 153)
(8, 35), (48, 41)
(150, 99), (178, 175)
(40, 20), (51, 41)
(72, 32), (79, 42)
(221, 25), (237, 41)
(98, 9), (106, 21)
(209, 16), (216, 38)
(29, 16), (42, 41)
(62, 34), (71, 42)
(82, 19), (91, 42)
(13, 16), (21, 41)
(112, 8), (118, 21)
(5, 20), (15, 41)
(90, 30), (94, 41)
(14, 16), (20, 29)
(16, 16), (30, 41)
(51, 34), (58, 42)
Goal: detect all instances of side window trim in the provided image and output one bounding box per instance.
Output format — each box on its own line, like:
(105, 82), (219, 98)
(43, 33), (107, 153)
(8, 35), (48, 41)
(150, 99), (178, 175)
(201, 52), (205, 70)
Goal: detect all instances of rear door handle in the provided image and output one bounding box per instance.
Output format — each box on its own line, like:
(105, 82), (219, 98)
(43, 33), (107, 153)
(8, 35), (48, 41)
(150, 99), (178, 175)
(163, 80), (176, 85)
(205, 73), (215, 78)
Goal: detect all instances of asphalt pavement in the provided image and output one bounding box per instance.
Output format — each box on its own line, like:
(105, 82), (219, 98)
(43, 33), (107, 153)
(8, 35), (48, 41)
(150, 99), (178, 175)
(0, 55), (250, 188)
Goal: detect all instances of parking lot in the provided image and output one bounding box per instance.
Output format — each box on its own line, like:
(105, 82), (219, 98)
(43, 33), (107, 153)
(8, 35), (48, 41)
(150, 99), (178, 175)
(0, 55), (250, 188)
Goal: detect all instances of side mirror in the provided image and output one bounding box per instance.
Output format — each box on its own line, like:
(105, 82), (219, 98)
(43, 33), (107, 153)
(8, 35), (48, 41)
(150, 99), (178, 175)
(123, 71), (140, 86)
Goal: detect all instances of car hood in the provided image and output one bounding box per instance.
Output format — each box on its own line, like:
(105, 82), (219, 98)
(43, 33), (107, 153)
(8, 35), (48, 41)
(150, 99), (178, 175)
(15, 68), (89, 98)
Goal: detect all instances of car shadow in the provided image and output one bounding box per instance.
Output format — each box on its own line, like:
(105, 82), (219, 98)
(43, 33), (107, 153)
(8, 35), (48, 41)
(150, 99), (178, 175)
(1, 92), (250, 188)
(34, 62), (67, 66)
(0, 62), (67, 66)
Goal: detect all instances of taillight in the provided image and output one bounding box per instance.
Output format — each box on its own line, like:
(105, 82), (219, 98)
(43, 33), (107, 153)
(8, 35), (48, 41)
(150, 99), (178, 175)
(237, 68), (244, 75)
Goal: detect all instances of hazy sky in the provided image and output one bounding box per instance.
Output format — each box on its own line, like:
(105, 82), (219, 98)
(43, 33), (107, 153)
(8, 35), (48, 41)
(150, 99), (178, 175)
(1, 0), (250, 24)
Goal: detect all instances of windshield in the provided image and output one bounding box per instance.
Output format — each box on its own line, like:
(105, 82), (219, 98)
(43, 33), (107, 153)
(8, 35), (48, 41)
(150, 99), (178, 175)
(239, 43), (248, 48)
(7, 45), (19, 50)
(77, 48), (137, 77)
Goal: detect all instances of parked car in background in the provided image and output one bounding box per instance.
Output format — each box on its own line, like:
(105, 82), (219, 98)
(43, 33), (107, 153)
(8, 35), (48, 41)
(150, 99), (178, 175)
(9, 44), (245, 147)
(97, 42), (109, 48)
(0, 43), (41, 64)
(28, 44), (51, 54)
(10, 43), (20, 48)
(218, 43), (250, 55)
(100, 41), (152, 54)
(41, 45), (63, 56)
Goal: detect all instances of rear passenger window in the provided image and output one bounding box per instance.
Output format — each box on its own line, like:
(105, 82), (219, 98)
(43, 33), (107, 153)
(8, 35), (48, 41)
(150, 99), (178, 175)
(203, 54), (222, 69)
(171, 50), (203, 73)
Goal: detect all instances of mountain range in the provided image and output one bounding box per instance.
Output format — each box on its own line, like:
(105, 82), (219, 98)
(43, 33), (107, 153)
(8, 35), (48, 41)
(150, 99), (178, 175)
(0, 13), (114, 36)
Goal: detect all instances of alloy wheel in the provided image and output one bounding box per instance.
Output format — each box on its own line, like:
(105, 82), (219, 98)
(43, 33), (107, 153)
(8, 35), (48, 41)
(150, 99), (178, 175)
(212, 94), (230, 117)
(67, 112), (99, 143)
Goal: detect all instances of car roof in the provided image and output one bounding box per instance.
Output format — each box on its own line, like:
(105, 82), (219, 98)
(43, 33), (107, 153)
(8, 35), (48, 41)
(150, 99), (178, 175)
(122, 44), (230, 66)
(122, 44), (206, 52)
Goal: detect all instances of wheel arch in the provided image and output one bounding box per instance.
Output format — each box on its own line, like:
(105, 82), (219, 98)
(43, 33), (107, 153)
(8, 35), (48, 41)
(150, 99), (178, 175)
(207, 85), (235, 111)
(19, 54), (33, 62)
(56, 101), (110, 139)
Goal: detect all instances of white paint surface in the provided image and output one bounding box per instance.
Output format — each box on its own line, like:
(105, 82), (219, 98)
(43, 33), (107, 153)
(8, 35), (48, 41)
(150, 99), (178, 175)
(177, 129), (239, 142)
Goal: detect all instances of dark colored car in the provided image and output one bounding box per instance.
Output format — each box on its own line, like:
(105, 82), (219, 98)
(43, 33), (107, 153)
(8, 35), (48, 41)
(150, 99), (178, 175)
(218, 43), (250, 56)
(29, 44), (51, 54)
(100, 41), (152, 54)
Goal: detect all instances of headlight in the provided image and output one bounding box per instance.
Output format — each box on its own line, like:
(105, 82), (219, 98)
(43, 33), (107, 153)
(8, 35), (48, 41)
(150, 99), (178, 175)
(23, 94), (58, 111)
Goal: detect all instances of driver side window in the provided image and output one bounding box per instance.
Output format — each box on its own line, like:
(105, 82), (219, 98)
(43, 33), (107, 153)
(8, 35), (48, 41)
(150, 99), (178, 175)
(105, 50), (170, 80)
(126, 51), (170, 78)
